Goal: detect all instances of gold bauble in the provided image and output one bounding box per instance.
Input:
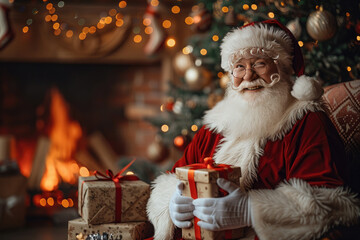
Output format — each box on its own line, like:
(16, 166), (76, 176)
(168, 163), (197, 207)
(173, 52), (194, 76)
(306, 9), (337, 41)
(219, 74), (231, 89)
(286, 18), (302, 39)
(184, 66), (212, 91)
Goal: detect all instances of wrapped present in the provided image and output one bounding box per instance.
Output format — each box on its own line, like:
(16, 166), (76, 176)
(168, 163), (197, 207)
(78, 166), (150, 224)
(175, 157), (244, 240)
(68, 218), (154, 240)
(0, 173), (27, 230)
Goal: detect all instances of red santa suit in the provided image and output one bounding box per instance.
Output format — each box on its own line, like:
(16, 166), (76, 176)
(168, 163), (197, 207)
(146, 93), (360, 240)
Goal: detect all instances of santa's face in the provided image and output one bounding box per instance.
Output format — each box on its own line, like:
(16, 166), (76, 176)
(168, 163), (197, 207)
(231, 58), (279, 100)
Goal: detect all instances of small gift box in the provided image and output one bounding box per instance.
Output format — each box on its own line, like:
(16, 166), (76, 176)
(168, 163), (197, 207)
(175, 157), (244, 240)
(0, 173), (27, 230)
(68, 218), (154, 240)
(78, 164), (150, 225)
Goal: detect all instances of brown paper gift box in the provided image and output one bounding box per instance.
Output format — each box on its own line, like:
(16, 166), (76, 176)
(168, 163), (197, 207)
(68, 218), (154, 240)
(78, 176), (150, 224)
(0, 173), (27, 230)
(176, 164), (244, 240)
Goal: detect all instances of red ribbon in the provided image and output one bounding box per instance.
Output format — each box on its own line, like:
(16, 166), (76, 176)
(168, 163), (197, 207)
(80, 158), (139, 222)
(186, 157), (233, 240)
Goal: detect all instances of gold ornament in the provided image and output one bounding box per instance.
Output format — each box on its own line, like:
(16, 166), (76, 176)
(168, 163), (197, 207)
(219, 74), (231, 89)
(147, 137), (169, 163)
(286, 18), (302, 39)
(173, 51), (194, 76)
(306, 9), (337, 41)
(184, 66), (212, 91)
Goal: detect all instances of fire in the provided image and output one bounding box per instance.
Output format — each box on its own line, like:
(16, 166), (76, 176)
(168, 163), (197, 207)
(40, 88), (82, 191)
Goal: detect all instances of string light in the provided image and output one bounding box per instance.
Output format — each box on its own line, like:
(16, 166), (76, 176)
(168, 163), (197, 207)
(116, 19), (124, 27)
(66, 30), (73, 38)
(222, 6), (229, 13)
(162, 20), (171, 28)
(298, 41), (304, 47)
(47, 197), (55, 206)
(171, 6), (180, 14)
(118, 1), (127, 8)
(185, 16), (193, 25)
(268, 12), (275, 18)
(166, 37), (176, 47)
(89, 26), (96, 34)
(357, 36), (360, 41)
(182, 46), (192, 54)
(161, 124), (169, 132)
(217, 72), (224, 78)
(243, 4), (250, 10)
(53, 22), (60, 30)
(347, 66), (352, 72)
(134, 34), (142, 43)
(145, 26), (153, 34)
(212, 35), (219, 41)
(174, 136), (185, 148)
(143, 18), (151, 26)
(109, 9), (117, 16)
(40, 198), (46, 207)
(45, 15), (51, 22)
(251, 4), (258, 10)
(62, 199), (69, 208)
(200, 48), (207, 55)
(54, 29), (61, 36)
(51, 14), (58, 21)
(150, 0), (159, 7)
(79, 32), (86, 40)
(191, 125), (198, 132)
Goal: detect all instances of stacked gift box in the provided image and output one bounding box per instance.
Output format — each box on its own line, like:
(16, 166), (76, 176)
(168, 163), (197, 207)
(175, 158), (245, 240)
(68, 167), (154, 240)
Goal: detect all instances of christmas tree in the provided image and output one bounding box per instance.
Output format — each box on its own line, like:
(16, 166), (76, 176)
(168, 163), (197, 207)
(147, 0), (360, 161)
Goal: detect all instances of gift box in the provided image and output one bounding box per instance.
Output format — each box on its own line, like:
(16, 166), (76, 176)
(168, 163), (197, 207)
(175, 158), (244, 240)
(0, 173), (27, 230)
(68, 218), (154, 240)
(78, 174), (150, 225)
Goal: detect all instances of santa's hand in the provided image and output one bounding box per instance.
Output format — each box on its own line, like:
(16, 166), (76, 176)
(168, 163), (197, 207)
(193, 178), (252, 231)
(169, 181), (194, 229)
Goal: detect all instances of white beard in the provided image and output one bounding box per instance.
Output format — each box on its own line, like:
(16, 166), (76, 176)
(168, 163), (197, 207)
(203, 75), (295, 190)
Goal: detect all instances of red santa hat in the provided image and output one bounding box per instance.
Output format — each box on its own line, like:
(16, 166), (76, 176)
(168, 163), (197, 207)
(220, 19), (323, 101)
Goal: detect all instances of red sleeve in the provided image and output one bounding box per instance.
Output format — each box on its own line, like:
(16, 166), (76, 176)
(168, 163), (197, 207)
(284, 111), (346, 188)
(171, 126), (222, 172)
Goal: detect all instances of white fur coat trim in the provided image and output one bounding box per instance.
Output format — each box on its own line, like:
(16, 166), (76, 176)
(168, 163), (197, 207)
(249, 178), (360, 240)
(147, 173), (179, 240)
(204, 99), (324, 190)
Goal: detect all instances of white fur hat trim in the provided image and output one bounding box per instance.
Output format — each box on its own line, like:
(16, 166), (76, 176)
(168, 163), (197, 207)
(291, 75), (324, 101)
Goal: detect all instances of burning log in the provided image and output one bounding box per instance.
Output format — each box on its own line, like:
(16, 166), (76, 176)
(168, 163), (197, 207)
(28, 137), (50, 190)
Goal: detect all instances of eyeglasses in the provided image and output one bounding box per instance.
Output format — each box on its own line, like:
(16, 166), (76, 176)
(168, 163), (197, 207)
(231, 61), (269, 79)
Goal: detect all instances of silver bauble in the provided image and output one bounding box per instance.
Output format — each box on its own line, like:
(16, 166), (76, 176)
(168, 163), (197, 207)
(173, 52), (193, 76)
(306, 10), (337, 41)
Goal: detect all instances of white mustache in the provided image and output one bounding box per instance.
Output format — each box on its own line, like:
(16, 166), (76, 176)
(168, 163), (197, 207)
(231, 73), (280, 92)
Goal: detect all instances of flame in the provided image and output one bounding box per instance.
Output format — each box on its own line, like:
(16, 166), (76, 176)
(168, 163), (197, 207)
(40, 88), (82, 191)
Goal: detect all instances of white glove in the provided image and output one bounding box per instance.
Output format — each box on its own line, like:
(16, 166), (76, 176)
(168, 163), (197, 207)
(193, 178), (252, 231)
(169, 181), (195, 229)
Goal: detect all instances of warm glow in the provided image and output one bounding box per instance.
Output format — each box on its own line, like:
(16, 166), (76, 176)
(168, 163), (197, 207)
(53, 22), (60, 30)
(40, 198), (46, 207)
(79, 32), (86, 40)
(145, 26), (153, 34)
(162, 20), (171, 28)
(251, 4), (258, 10)
(97, 22), (105, 29)
(118, 1), (127, 8)
(200, 48), (207, 55)
(166, 38), (176, 47)
(212, 35), (219, 41)
(116, 19), (124, 27)
(62, 199), (69, 208)
(66, 30), (73, 38)
(45, 15), (52, 22)
(150, 0), (159, 7)
(39, 88), (82, 191)
(222, 6), (229, 13)
(143, 18), (151, 26)
(347, 66), (352, 72)
(298, 41), (304, 47)
(23, 26), (29, 33)
(49, 8), (55, 14)
(109, 9), (117, 16)
(99, 17), (106, 24)
(46, 3), (53, 10)
(191, 125), (198, 132)
(171, 6), (180, 14)
(174, 136), (184, 147)
(89, 26), (96, 34)
(160, 104), (165, 112)
(193, 15), (201, 24)
(51, 14), (58, 21)
(105, 16), (112, 24)
(82, 27), (89, 34)
(79, 166), (90, 177)
(33, 194), (42, 206)
(161, 124), (169, 132)
(47, 197), (55, 206)
(185, 17), (194, 25)
(357, 36), (360, 41)
(54, 29), (61, 36)
(116, 13), (123, 20)
(346, 12), (350, 17)
(268, 12), (275, 18)
(243, 4), (250, 10)
(134, 35), (142, 43)
(126, 171), (134, 175)
(182, 46), (192, 54)
(217, 72), (224, 78)
(68, 198), (74, 207)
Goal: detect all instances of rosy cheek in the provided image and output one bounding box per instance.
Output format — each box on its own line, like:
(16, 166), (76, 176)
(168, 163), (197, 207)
(233, 78), (242, 87)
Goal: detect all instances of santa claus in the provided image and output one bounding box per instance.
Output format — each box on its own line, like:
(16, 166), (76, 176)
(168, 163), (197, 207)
(147, 20), (360, 240)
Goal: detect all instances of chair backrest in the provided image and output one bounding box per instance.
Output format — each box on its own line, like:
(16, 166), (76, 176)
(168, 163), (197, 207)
(322, 80), (360, 193)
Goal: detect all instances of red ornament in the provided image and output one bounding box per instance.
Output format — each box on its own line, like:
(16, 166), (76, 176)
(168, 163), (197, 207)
(173, 135), (190, 150)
